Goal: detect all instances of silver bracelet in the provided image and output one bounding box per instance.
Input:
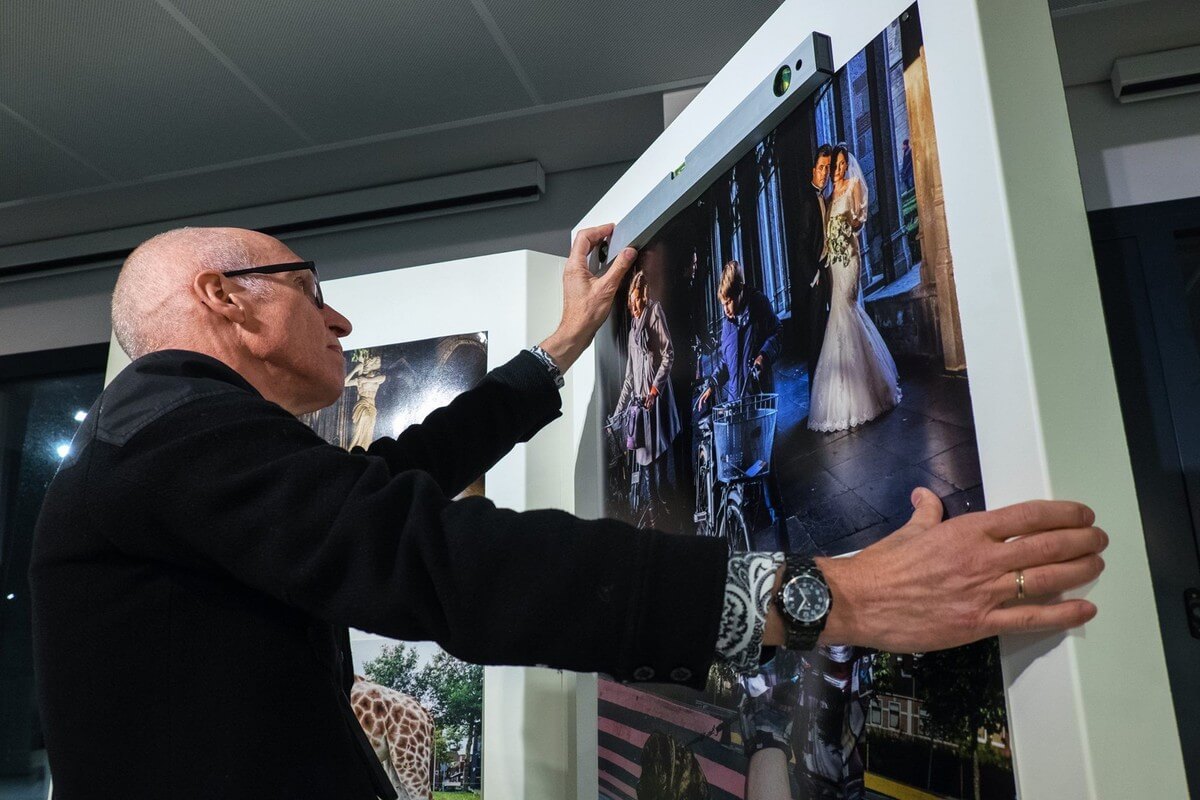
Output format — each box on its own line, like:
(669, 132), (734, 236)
(526, 345), (564, 389)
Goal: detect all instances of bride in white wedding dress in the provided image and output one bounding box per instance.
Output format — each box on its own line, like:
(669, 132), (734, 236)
(807, 144), (901, 432)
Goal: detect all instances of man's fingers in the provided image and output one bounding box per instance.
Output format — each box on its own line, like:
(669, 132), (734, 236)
(983, 598), (1098, 637)
(995, 526), (1108, 571)
(991, 555), (1104, 604)
(902, 487), (943, 532)
(569, 223), (616, 261)
(979, 500), (1096, 541)
(599, 246), (638, 291)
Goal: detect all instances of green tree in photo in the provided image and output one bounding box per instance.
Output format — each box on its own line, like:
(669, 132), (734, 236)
(432, 727), (456, 769)
(363, 642), (426, 699)
(912, 639), (1009, 800)
(420, 652), (484, 759)
(871, 641), (1009, 800)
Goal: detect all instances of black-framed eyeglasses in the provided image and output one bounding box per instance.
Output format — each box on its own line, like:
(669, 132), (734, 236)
(223, 261), (324, 309)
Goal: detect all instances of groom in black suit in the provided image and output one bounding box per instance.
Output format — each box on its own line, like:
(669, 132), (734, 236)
(791, 144), (833, 381)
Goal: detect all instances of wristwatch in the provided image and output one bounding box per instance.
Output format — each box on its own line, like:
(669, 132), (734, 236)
(773, 555), (832, 651)
(526, 345), (565, 389)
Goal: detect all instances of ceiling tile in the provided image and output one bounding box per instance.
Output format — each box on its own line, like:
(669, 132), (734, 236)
(171, 0), (535, 142)
(482, 0), (782, 102)
(1053, 0), (1200, 86)
(0, 92), (664, 246)
(0, 112), (108, 203)
(0, 0), (306, 180)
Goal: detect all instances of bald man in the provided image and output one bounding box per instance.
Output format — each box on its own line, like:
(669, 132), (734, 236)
(30, 226), (1107, 799)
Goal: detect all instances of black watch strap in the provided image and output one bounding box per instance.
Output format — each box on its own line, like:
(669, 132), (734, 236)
(773, 554), (830, 652)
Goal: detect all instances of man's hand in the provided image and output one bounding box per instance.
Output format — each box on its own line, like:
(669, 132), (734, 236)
(697, 387), (713, 410)
(765, 489), (1107, 653)
(538, 223), (637, 374)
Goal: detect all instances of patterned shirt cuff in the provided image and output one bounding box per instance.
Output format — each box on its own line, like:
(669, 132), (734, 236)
(715, 552), (784, 674)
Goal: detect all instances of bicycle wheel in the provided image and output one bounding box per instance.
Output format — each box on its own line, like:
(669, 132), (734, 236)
(718, 497), (752, 554)
(694, 443), (715, 538)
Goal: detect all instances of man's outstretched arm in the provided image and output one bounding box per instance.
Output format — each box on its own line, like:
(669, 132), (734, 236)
(762, 488), (1106, 653)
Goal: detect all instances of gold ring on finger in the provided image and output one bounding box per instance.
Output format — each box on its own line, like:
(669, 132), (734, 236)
(1016, 570), (1026, 601)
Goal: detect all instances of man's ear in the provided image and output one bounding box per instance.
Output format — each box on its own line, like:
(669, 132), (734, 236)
(192, 271), (248, 325)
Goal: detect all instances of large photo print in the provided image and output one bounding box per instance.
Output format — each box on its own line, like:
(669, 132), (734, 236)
(597, 6), (1013, 799)
(303, 331), (488, 798)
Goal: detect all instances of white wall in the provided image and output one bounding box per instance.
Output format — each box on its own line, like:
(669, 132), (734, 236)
(0, 267), (116, 358)
(1064, 85), (1200, 210)
(1051, 0), (1200, 210)
(0, 162), (628, 358)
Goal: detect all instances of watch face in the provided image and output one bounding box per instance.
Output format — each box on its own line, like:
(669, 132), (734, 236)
(783, 573), (830, 624)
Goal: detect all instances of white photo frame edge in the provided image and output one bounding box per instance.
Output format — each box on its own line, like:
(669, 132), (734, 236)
(570, 1), (1186, 798)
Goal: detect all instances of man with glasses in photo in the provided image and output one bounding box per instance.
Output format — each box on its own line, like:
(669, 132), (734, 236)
(29, 225), (1108, 799)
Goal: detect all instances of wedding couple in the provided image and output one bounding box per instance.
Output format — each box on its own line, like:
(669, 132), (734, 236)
(793, 143), (901, 433)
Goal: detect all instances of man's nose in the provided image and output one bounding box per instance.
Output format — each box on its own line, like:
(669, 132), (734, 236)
(324, 304), (353, 337)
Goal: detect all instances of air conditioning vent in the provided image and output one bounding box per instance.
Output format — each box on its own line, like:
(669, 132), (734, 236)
(1049, 0), (1147, 18)
(0, 161), (545, 281)
(1112, 44), (1200, 103)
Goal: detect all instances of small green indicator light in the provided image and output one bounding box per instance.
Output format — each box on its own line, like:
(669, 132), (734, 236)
(774, 65), (792, 97)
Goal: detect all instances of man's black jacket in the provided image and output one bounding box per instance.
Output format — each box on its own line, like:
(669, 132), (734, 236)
(30, 349), (727, 799)
(791, 183), (831, 377)
(791, 183), (828, 293)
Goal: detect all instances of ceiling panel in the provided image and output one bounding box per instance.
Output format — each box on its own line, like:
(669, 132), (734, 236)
(171, 0), (534, 143)
(483, 0), (783, 103)
(0, 112), (109, 203)
(0, 0), (305, 180)
(1052, 0), (1200, 86)
(0, 92), (664, 246)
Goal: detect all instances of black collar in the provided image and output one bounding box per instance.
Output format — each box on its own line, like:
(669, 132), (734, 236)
(93, 350), (261, 447)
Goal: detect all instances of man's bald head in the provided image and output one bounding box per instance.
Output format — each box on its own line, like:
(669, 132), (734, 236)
(112, 226), (352, 413)
(112, 227), (283, 359)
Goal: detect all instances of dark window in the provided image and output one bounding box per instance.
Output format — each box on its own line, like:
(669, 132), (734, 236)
(754, 139), (790, 317)
(0, 344), (106, 797)
(1175, 229), (1200, 359)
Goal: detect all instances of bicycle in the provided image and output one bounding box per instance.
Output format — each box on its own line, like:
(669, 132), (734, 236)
(604, 395), (656, 529)
(693, 390), (779, 555)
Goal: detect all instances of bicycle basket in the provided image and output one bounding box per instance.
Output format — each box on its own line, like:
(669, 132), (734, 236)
(712, 393), (778, 482)
(602, 416), (626, 467)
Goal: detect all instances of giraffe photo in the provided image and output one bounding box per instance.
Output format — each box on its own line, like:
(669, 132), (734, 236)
(351, 675), (435, 800)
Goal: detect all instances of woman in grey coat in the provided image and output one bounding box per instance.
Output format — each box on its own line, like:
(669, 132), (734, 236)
(614, 271), (683, 529)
